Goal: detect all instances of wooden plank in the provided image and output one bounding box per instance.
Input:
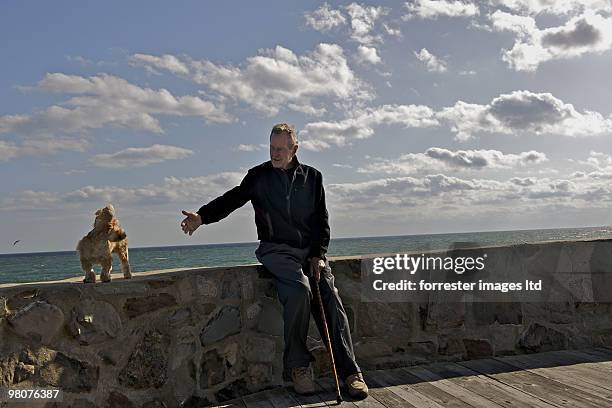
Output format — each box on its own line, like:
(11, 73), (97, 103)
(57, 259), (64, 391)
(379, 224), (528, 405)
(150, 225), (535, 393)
(312, 378), (357, 408)
(524, 352), (612, 384)
(407, 366), (504, 408)
(430, 362), (558, 408)
(592, 347), (612, 357)
(242, 391), (275, 408)
(570, 349), (612, 368)
(317, 377), (386, 408)
(266, 387), (303, 408)
(315, 377), (358, 407)
(374, 369), (446, 408)
(291, 388), (328, 408)
(212, 399), (248, 408)
(388, 368), (476, 408)
(363, 371), (417, 407)
(502, 352), (612, 382)
(459, 358), (610, 408)
(554, 350), (612, 368)
(495, 354), (612, 399)
(498, 352), (612, 380)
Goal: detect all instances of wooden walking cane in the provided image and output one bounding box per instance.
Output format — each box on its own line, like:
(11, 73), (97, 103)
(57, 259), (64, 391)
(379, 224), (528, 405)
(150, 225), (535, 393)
(312, 261), (343, 404)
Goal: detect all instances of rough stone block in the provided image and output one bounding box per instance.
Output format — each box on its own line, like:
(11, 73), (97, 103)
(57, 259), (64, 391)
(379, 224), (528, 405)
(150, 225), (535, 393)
(438, 337), (466, 356)
(142, 400), (168, 408)
(518, 322), (567, 353)
(256, 302), (283, 336)
(8, 301), (64, 344)
(462, 338), (494, 359)
(169, 307), (192, 326)
(354, 340), (393, 359)
(247, 363), (272, 390)
(119, 330), (169, 389)
(38, 351), (99, 392)
(181, 395), (212, 408)
(357, 303), (413, 338)
(221, 274), (241, 299)
(200, 349), (225, 388)
(13, 362), (35, 383)
(0, 354), (18, 386)
(243, 336), (276, 363)
(170, 327), (196, 371)
(71, 399), (98, 408)
(196, 277), (219, 298)
(215, 379), (249, 402)
(68, 300), (122, 345)
(124, 293), (177, 318)
(200, 306), (241, 345)
(424, 303), (465, 332)
(472, 302), (522, 325)
(106, 391), (136, 408)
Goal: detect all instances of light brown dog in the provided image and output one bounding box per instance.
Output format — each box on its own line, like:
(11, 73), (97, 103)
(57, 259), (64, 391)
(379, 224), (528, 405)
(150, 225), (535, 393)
(77, 204), (131, 283)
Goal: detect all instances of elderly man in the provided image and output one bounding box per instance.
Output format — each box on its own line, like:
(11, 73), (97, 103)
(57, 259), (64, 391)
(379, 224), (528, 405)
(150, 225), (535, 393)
(180, 123), (368, 398)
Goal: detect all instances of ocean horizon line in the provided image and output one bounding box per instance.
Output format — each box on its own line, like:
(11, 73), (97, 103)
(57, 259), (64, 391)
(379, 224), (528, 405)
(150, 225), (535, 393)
(2, 224), (610, 257)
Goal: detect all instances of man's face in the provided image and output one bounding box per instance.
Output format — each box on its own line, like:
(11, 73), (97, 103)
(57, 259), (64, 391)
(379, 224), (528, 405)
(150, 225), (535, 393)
(270, 132), (297, 169)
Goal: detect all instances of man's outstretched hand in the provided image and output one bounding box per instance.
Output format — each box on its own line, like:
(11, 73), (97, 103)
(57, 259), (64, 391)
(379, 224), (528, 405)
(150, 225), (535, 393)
(309, 257), (326, 282)
(181, 210), (202, 236)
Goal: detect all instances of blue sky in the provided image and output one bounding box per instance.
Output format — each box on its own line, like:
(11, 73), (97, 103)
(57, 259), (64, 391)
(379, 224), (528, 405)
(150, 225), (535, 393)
(2, 0), (612, 253)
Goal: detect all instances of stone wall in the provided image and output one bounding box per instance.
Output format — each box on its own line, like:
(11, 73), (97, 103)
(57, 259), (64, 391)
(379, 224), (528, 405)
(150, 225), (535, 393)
(1, 239), (612, 407)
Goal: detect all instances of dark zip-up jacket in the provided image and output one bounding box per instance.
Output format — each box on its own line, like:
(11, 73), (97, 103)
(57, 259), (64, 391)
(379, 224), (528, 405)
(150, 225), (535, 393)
(197, 157), (330, 259)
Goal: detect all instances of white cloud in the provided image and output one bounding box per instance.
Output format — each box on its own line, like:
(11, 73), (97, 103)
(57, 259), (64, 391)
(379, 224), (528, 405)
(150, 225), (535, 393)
(488, 0), (612, 16)
(301, 90), (612, 148)
(305, 3), (347, 31)
(580, 151), (612, 168)
(404, 0), (480, 20)
(326, 171), (612, 216)
(66, 55), (93, 66)
(383, 23), (402, 37)
(301, 104), (439, 149)
(414, 48), (448, 72)
(436, 90), (612, 140)
(357, 45), (382, 64)
(130, 53), (190, 75)
(91, 144), (193, 168)
(0, 141), (19, 161)
(0, 172), (244, 211)
(490, 9), (612, 71)
(0, 137), (89, 161)
(131, 44), (371, 116)
(0, 73), (231, 141)
(234, 144), (264, 152)
(358, 147), (548, 174)
(345, 3), (389, 45)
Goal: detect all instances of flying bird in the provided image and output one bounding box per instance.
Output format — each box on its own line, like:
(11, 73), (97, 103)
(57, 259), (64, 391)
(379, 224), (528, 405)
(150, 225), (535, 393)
(13, 240), (20, 246)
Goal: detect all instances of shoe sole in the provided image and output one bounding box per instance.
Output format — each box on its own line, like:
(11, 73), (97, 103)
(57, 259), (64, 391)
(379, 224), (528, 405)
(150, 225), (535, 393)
(348, 389), (369, 400)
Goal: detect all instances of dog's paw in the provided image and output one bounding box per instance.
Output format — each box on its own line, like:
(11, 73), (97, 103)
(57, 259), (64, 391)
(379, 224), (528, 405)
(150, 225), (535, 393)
(83, 277), (96, 284)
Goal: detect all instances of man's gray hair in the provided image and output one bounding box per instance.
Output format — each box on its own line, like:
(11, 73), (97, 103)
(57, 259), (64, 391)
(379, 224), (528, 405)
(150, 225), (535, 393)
(270, 123), (298, 147)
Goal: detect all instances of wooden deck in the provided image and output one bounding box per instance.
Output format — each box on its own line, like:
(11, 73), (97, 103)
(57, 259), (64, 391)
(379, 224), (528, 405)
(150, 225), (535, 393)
(213, 347), (612, 408)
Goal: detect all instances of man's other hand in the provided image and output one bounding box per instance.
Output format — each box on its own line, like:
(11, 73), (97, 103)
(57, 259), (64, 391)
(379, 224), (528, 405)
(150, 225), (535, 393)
(181, 210), (202, 236)
(309, 257), (326, 282)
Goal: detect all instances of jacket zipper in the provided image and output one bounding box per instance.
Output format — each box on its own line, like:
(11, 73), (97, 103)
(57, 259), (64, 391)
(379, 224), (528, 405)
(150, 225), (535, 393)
(286, 166), (303, 247)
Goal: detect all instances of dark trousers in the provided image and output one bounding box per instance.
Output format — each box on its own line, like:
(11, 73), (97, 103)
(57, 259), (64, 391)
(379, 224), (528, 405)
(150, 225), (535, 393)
(255, 241), (360, 380)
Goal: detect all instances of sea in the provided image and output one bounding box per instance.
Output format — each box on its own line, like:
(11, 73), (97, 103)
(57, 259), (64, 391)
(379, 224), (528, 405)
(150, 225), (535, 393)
(1, 226), (611, 285)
